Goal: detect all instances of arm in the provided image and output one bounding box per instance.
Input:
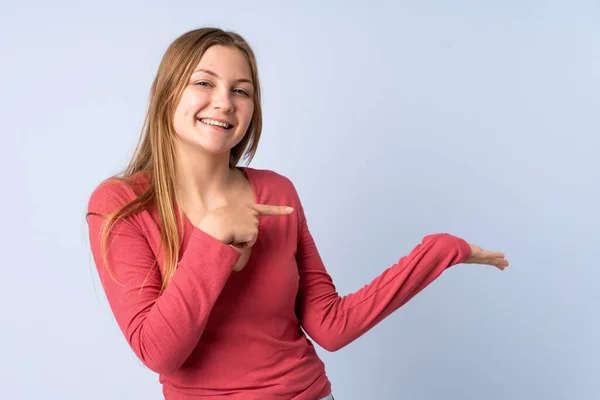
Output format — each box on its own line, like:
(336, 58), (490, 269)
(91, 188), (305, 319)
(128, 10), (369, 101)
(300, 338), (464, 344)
(294, 199), (472, 352)
(87, 182), (241, 375)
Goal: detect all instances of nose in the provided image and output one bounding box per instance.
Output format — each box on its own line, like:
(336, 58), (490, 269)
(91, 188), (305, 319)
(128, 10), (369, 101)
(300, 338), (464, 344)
(211, 86), (234, 112)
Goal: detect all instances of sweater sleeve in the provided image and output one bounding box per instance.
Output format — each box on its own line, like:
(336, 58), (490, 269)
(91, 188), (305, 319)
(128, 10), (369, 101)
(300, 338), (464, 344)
(87, 181), (241, 375)
(293, 195), (472, 352)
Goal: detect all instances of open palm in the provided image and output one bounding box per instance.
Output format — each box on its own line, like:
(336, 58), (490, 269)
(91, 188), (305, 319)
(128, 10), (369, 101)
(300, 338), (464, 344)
(466, 244), (509, 270)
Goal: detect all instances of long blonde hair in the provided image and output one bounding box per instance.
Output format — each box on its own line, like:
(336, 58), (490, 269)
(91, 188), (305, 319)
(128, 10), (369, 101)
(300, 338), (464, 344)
(88, 27), (262, 293)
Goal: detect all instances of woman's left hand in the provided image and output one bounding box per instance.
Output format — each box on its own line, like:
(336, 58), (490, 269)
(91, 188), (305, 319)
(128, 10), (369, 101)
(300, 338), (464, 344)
(465, 244), (509, 271)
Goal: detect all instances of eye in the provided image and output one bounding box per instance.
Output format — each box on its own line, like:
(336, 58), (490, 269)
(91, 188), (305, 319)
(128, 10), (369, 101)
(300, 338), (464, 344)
(194, 81), (212, 87)
(234, 88), (250, 97)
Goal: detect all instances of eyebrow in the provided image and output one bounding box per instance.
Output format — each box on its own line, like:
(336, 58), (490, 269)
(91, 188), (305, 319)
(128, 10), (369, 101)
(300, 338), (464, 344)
(193, 68), (253, 84)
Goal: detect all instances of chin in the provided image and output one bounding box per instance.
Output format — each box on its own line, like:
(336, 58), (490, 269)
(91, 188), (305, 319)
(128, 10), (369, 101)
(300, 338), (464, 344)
(176, 128), (245, 156)
(196, 142), (234, 155)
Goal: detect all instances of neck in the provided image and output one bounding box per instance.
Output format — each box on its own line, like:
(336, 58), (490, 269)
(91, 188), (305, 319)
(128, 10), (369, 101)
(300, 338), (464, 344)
(174, 145), (236, 210)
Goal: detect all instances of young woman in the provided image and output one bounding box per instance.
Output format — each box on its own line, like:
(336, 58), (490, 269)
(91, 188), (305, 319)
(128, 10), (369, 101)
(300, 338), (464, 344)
(87, 27), (508, 400)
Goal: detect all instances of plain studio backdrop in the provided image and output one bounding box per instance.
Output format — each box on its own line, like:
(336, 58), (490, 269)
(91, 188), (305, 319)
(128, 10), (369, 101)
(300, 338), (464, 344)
(1, 1), (598, 399)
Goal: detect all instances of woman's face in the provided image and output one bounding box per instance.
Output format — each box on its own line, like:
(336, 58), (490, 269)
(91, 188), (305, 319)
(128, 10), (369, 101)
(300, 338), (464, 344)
(172, 45), (255, 157)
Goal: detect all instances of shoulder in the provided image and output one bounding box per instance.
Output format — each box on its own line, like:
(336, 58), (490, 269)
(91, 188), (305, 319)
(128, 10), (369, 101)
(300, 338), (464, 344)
(87, 172), (151, 215)
(243, 166), (300, 197)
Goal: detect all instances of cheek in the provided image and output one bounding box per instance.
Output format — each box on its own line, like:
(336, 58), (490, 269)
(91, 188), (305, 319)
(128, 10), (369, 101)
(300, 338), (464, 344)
(173, 99), (196, 134)
(178, 90), (206, 117)
(172, 102), (190, 134)
(187, 93), (207, 112)
(240, 102), (255, 125)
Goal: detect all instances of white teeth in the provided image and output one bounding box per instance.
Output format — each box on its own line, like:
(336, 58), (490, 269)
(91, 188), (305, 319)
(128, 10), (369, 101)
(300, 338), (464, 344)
(200, 118), (230, 129)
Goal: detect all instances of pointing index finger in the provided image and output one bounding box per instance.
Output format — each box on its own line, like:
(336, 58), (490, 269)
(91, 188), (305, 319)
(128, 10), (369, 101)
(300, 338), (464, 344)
(252, 204), (294, 216)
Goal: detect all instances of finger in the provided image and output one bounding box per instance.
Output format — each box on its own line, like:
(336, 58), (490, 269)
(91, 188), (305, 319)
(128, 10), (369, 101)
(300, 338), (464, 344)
(229, 244), (244, 252)
(253, 204), (294, 216)
(230, 239), (255, 250)
(481, 249), (505, 259)
(491, 258), (509, 269)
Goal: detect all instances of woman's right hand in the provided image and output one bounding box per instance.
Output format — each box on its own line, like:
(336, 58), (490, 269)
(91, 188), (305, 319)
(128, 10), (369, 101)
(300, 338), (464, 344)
(197, 202), (294, 252)
(465, 243), (510, 270)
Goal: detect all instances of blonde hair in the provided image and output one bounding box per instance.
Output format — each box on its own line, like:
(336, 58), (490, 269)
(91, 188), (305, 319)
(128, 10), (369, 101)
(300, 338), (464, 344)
(88, 27), (262, 293)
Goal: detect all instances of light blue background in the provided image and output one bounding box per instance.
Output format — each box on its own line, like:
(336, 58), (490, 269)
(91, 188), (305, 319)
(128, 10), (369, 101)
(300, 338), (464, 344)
(2, 1), (598, 399)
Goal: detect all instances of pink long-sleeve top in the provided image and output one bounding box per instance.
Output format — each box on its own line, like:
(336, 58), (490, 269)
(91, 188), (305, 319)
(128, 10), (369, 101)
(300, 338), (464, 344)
(87, 167), (472, 399)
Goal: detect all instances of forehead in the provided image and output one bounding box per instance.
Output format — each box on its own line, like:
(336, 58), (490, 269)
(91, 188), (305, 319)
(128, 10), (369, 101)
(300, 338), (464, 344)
(193, 45), (252, 80)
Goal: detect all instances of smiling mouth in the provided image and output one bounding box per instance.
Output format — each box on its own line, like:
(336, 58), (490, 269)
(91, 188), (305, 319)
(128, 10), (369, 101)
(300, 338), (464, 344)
(197, 118), (234, 130)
